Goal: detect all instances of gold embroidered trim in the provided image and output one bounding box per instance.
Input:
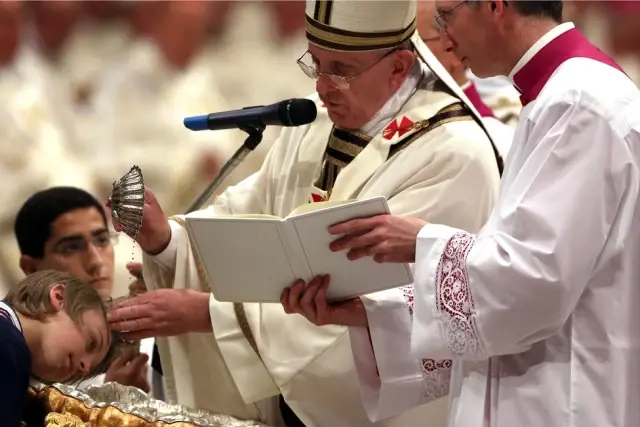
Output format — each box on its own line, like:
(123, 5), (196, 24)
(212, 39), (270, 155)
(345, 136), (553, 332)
(315, 126), (373, 192)
(305, 15), (416, 51)
(328, 136), (364, 159)
(388, 103), (472, 158)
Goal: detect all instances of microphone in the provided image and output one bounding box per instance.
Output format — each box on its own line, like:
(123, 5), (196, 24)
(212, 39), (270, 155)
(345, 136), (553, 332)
(183, 99), (316, 212)
(184, 98), (318, 131)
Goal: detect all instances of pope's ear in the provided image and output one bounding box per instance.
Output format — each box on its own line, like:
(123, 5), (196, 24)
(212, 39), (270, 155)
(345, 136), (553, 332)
(390, 49), (416, 84)
(48, 284), (66, 311)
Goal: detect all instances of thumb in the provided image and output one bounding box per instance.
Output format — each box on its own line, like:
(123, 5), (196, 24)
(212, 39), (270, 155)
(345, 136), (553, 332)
(144, 186), (157, 205)
(113, 220), (124, 232)
(127, 262), (143, 279)
(128, 353), (150, 372)
(106, 353), (128, 372)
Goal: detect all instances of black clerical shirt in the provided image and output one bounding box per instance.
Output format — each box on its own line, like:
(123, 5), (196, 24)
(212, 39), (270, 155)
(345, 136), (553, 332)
(0, 303), (32, 427)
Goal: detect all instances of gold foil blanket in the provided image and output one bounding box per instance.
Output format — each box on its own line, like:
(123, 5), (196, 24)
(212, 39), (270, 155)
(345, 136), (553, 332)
(28, 381), (268, 427)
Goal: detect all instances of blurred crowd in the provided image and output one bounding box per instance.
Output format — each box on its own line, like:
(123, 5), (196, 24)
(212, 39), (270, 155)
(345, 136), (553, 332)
(0, 0), (315, 293)
(0, 0), (638, 294)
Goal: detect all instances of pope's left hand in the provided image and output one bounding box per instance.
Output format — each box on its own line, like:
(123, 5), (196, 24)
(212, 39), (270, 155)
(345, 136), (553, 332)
(328, 214), (428, 263)
(281, 275), (368, 327)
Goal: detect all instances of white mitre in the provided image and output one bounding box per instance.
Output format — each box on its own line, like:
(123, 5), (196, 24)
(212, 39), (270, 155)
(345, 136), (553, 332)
(304, 0), (503, 172)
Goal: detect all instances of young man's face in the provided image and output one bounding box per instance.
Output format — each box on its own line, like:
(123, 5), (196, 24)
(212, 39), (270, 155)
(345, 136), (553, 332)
(26, 207), (115, 298)
(32, 284), (112, 383)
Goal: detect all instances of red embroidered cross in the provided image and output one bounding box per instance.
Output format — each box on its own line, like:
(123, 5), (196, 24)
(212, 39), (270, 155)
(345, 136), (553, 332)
(383, 116), (414, 140)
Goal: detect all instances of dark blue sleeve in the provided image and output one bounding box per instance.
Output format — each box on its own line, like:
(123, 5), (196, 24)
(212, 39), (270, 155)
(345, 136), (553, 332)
(0, 319), (32, 427)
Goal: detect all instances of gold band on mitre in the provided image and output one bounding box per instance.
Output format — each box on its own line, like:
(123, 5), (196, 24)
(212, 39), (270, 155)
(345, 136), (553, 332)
(306, 16), (416, 51)
(305, 0), (417, 51)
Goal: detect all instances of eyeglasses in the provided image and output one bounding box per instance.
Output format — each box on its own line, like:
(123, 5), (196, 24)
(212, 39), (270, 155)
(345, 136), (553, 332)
(435, 1), (468, 30)
(297, 48), (399, 91)
(52, 232), (118, 256)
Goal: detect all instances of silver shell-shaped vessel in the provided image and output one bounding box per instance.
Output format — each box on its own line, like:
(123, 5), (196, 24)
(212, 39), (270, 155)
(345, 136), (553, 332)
(109, 166), (145, 240)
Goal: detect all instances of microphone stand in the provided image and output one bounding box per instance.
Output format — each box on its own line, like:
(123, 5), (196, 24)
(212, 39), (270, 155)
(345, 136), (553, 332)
(185, 123), (266, 214)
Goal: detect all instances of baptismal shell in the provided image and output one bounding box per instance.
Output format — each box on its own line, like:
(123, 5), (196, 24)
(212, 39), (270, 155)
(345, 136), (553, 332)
(109, 166), (145, 240)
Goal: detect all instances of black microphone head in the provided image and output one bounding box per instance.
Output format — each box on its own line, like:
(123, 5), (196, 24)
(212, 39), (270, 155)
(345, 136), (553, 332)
(277, 99), (318, 127)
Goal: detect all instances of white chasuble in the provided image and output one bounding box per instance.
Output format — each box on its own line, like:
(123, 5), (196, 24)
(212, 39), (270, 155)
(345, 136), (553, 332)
(356, 23), (640, 427)
(142, 77), (501, 426)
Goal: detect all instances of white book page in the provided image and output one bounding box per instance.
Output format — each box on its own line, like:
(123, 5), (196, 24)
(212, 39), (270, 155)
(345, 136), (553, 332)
(186, 217), (298, 302)
(289, 197), (413, 301)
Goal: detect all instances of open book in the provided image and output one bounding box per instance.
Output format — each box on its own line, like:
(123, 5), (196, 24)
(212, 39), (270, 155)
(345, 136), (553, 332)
(184, 197), (414, 303)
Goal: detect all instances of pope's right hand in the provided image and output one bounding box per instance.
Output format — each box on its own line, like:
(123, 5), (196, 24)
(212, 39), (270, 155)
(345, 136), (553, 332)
(106, 187), (172, 255)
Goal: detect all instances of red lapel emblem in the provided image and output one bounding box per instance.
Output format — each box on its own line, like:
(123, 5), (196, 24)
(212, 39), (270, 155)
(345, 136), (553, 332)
(311, 193), (325, 203)
(383, 116), (414, 140)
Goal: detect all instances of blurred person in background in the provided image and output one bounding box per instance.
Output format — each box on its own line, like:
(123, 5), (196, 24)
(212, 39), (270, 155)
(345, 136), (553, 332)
(466, 71), (522, 128)
(51, 1), (133, 154)
(128, 0), (164, 37)
(199, 0), (314, 189)
(30, 0), (79, 60)
(90, 0), (232, 219)
(563, 1), (640, 85)
(607, 1), (640, 84)
(0, 1), (88, 293)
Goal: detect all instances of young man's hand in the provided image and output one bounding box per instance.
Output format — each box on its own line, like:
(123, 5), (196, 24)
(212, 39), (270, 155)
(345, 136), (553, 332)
(104, 349), (150, 393)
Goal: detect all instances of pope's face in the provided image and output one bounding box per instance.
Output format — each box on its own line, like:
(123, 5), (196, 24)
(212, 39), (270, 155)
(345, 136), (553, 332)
(306, 44), (413, 130)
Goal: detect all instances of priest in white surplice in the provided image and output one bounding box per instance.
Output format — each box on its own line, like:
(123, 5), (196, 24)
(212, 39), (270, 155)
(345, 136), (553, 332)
(285, 2), (640, 427)
(107, 1), (503, 426)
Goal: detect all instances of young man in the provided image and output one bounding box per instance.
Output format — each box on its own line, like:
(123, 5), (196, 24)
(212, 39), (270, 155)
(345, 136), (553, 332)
(1, 269), (118, 426)
(107, 0), (502, 425)
(14, 186), (149, 392)
(288, 1), (640, 426)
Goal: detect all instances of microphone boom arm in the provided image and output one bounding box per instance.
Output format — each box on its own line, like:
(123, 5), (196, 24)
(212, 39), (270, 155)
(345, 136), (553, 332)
(185, 123), (266, 214)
